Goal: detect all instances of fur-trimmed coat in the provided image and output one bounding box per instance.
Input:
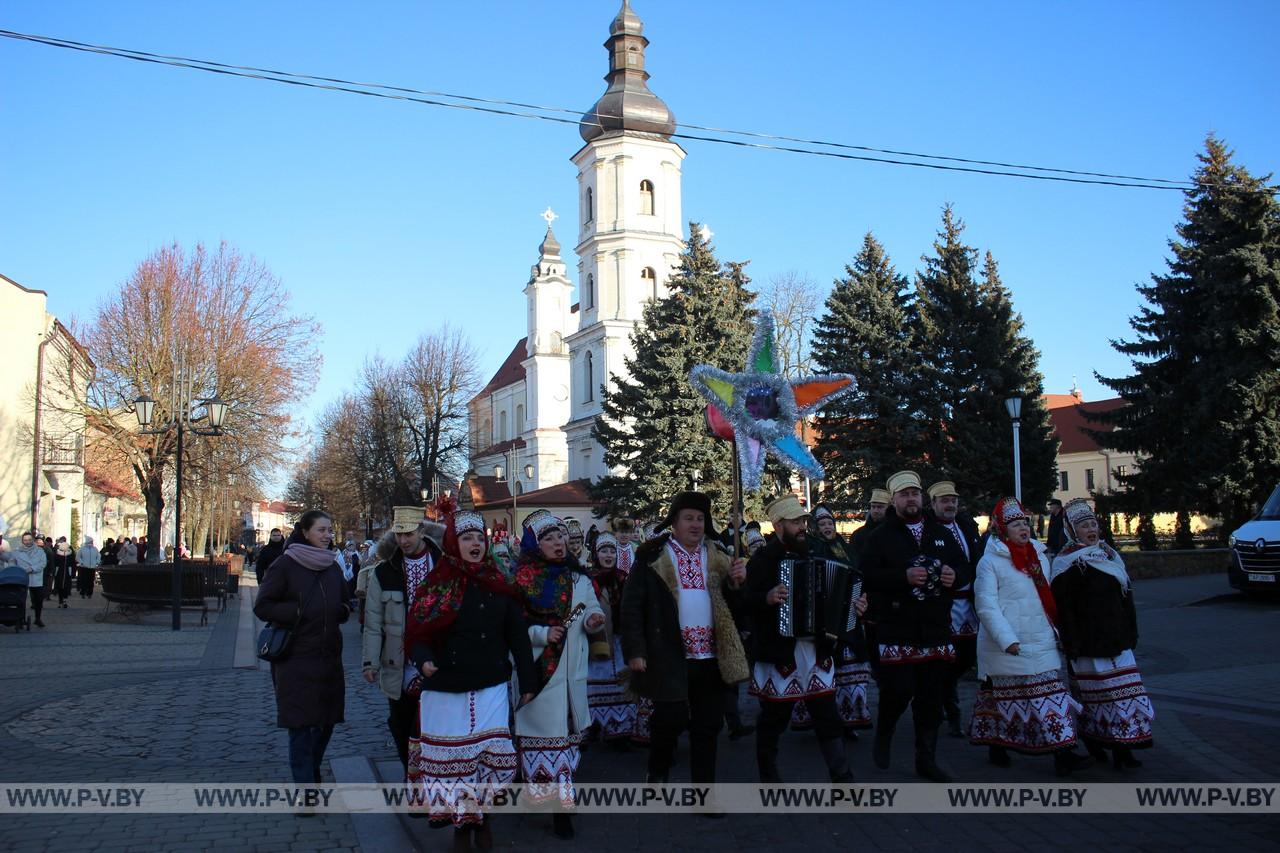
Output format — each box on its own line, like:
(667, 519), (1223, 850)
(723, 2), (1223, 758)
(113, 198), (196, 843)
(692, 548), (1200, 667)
(620, 533), (748, 702)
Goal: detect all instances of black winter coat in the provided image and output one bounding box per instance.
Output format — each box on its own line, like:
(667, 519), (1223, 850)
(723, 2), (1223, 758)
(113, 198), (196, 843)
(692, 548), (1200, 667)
(745, 537), (838, 667)
(1050, 565), (1139, 659)
(254, 554), (351, 729)
(850, 518), (882, 561)
(256, 541), (286, 580)
(408, 582), (538, 695)
(620, 534), (748, 702)
(861, 510), (969, 648)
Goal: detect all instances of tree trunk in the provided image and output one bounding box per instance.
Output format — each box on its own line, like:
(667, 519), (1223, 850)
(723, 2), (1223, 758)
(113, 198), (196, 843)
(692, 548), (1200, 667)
(144, 476), (165, 563)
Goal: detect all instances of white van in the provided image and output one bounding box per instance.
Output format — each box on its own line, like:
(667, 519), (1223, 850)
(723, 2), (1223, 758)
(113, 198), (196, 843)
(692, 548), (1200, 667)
(1228, 484), (1280, 593)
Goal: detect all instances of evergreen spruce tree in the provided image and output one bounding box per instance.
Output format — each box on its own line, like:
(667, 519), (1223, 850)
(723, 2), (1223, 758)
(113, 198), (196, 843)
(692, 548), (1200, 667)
(915, 206), (1058, 508)
(811, 233), (927, 508)
(1094, 136), (1280, 538)
(591, 224), (760, 522)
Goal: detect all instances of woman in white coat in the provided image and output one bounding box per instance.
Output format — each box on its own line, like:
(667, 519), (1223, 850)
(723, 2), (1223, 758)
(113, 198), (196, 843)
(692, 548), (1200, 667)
(511, 511), (605, 840)
(969, 497), (1092, 776)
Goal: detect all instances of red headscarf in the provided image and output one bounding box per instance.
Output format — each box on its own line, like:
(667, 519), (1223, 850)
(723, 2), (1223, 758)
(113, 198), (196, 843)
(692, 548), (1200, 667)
(990, 497), (1058, 627)
(403, 497), (516, 654)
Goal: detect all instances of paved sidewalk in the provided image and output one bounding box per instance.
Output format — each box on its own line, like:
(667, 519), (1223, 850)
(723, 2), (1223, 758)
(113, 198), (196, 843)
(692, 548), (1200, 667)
(2, 572), (1278, 852)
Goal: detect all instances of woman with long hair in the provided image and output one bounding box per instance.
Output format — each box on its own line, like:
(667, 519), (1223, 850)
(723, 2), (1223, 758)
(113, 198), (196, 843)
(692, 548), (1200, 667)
(403, 500), (535, 850)
(253, 510), (351, 794)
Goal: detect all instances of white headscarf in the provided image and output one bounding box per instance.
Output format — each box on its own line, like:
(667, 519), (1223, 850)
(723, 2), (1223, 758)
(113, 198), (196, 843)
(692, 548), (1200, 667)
(1048, 499), (1130, 592)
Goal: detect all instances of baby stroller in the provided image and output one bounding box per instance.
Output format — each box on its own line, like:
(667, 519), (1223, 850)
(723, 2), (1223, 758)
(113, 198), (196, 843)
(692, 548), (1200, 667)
(0, 564), (31, 632)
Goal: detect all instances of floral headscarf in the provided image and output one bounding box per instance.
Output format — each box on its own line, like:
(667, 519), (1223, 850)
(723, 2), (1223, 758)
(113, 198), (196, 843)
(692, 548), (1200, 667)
(990, 496), (1057, 627)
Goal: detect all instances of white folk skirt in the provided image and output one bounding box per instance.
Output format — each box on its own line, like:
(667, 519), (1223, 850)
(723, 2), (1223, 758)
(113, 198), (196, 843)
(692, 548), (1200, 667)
(1070, 650), (1155, 748)
(968, 670), (1083, 754)
(407, 684), (517, 827)
(586, 637), (637, 740)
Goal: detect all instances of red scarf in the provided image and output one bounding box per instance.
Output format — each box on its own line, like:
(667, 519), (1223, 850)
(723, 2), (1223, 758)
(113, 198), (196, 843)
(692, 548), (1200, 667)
(1004, 537), (1058, 628)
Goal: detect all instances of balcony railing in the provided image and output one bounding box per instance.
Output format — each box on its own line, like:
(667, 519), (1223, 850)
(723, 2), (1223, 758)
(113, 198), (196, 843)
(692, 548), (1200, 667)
(42, 435), (84, 469)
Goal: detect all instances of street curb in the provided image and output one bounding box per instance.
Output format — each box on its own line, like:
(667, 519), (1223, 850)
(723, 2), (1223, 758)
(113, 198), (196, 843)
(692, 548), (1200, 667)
(330, 755), (421, 853)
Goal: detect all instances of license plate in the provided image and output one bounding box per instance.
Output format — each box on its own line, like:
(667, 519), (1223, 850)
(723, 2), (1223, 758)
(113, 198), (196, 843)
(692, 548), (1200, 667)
(1248, 573), (1277, 583)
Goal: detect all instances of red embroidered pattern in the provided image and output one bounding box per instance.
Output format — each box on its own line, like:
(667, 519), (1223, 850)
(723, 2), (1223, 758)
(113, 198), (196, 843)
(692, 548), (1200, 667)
(673, 547), (706, 590)
(681, 625), (716, 657)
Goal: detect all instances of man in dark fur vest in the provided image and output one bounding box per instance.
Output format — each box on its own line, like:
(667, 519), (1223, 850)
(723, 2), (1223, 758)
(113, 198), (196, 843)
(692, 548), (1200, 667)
(621, 491), (749, 786)
(926, 480), (983, 738)
(747, 495), (855, 782)
(862, 471), (969, 782)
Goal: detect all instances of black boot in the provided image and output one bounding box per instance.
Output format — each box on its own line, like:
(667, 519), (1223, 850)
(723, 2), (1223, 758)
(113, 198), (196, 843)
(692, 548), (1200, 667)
(987, 745), (1011, 767)
(914, 728), (953, 782)
(552, 813), (575, 839)
(756, 746), (782, 783)
(453, 826), (473, 852)
(818, 738), (854, 783)
(1084, 738), (1108, 763)
(473, 819), (493, 851)
(1112, 747), (1143, 769)
(872, 722), (895, 769)
(1054, 748), (1095, 777)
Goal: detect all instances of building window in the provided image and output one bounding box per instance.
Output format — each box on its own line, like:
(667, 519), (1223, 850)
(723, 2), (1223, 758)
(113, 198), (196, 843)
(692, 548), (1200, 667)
(585, 187), (593, 223)
(1116, 464), (1128, 479)
(1059, 470), (1069, 492)
(498, 411), (507, 442)
(584, 352), (594, 402)
(586, 273), (594, 309)
(641, 266), (657, 300)
(516, 404), (524, 432)
(639, 179), (655, 215)
(1085, 468), (1095, 491)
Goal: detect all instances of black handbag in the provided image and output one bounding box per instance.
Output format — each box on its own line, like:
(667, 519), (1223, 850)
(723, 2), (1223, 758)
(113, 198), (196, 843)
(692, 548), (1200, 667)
(257, 575), (321, 662)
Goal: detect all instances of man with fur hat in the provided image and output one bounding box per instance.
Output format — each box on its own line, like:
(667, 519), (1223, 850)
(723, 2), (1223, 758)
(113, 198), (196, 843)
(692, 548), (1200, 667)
(621, 491), (748, 787)
(564, 517), (586, 562)
(746, 496), (855, 782)
(862, 471), (969, 781)
(361, 506), (445, 772)
(926, 481), (983, 737)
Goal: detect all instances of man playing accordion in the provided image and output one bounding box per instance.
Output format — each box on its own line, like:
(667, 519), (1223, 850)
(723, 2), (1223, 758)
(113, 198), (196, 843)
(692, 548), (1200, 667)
(746, 495), (862, 782)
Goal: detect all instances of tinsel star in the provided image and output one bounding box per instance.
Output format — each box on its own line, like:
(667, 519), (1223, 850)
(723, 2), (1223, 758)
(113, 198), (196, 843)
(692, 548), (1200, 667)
(690, 311), (856, 492)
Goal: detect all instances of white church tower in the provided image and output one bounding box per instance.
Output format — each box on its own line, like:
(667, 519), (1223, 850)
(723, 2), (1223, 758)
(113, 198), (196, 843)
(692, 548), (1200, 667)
(521, 212), (574, 489)
(564, 0), (686, 481)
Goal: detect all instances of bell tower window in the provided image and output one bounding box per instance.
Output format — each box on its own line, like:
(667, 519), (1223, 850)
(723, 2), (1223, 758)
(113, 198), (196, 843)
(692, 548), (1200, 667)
(639, 180), (655, 215)
(586, 273), (595, 309)
(585, 187), (594, 223)
(641, 266), (657, 300)
(584, 352), (594, 402)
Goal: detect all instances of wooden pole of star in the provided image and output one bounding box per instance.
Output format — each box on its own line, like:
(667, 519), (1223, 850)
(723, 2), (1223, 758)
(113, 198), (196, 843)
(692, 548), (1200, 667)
(731, 437), (743, 558)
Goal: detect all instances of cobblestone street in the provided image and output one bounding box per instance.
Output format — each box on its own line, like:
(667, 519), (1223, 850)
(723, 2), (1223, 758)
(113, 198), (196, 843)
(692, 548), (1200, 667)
(3, 572), (1278, 852)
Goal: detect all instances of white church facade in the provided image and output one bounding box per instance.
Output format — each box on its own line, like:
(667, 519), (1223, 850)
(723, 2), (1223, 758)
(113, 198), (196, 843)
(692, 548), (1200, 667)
(465, 1), (686, 518)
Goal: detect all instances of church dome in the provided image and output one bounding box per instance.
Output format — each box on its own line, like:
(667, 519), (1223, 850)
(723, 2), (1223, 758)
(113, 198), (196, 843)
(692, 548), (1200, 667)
(580, 1), (676, 143)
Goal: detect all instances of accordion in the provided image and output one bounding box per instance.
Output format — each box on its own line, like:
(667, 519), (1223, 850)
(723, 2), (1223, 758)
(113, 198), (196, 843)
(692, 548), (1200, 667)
(778, 558), (862, 642)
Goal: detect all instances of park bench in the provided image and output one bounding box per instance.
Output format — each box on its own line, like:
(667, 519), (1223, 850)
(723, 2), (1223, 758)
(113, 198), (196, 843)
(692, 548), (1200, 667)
(96, 565), (210, 626)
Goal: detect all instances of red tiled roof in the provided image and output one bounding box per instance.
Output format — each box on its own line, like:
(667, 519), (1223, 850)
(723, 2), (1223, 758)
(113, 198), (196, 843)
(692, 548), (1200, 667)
(1044, 393), (1085, 410)
(1047, 397), (1127, 454)
(473, 478), (599, 510)
(474, 337), (528, 402)
(471, 437), (527, 460)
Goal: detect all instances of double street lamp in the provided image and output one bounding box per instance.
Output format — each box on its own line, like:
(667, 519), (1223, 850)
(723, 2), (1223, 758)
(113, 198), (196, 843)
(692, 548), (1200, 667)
(1004, 394), (1023, 504)
(494, 445), (535, 539)
(133, 384), (228, 631)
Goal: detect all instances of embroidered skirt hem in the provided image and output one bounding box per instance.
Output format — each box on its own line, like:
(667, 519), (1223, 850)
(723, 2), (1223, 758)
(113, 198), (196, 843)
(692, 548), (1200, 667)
(968, 671), (1082, 754)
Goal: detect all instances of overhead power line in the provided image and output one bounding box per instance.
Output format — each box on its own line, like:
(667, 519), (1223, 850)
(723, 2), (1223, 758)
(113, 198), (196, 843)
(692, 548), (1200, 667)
(3, 28), (1273, 194)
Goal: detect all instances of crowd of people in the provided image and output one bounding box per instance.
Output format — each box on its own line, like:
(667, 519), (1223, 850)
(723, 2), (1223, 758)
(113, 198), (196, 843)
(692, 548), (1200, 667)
(249, 475), (1155, 846)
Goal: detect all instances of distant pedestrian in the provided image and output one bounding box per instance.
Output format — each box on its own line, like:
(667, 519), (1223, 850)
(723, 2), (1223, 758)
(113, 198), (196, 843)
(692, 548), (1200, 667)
(101, 538), (119, 566)
(51, 537), (77, 608)
(255, 529), (285, 584)
(1046, 500), (1066, 557)
(14, 533), (48, 628)
(117, 537), (138, 565)
(77, 537), (101, 598)
(253, 510), (351, 790)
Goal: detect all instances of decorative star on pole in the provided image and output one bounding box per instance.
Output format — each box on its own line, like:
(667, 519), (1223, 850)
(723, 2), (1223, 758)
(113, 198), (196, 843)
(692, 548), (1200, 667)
(690, 310), (856, 492)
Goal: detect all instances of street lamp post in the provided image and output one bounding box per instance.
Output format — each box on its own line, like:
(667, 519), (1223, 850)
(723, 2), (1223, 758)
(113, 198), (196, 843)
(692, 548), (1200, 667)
(133, 371), (228, 631)
(1004, 394), (1023, 504)
(494, 445), (535, 541)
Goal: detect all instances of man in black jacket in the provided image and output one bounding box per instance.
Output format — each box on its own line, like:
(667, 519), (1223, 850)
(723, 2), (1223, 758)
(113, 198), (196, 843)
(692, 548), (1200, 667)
(747, 496), (854, 783)
(926, 481), (983, 738)
(621, 492), (748, 786)
(862, 471), (968, 782)
(254, 529), (285, 584)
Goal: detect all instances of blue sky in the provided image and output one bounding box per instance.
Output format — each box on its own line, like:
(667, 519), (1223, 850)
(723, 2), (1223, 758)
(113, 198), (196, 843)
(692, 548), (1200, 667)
(3, 1), (1277, 490)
